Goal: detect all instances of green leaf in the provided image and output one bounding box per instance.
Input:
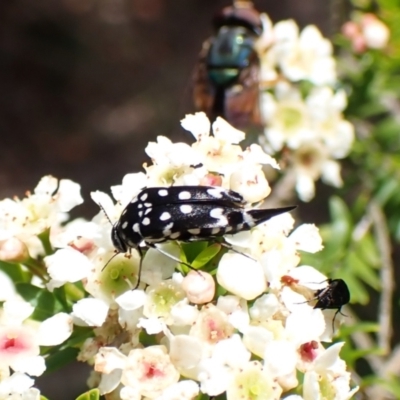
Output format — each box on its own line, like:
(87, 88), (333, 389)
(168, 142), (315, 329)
(355, 233), (380, 268)
(40, 397), (50, 400)
(64, 326), (93, 348)
(53, 286), (71, 312)
(75, 389), (100, 400)
(329, 197), (353, 236)
(45, 347), (79, 374)
(16, 283), (60, 321)
(345, 252), (380, 290)
(191, 243), (221, 269)
(338, 271), (370, 305)
(0, 260), (28, 282)
(375, 178), (399, 206)
(181, 241), (209, 263)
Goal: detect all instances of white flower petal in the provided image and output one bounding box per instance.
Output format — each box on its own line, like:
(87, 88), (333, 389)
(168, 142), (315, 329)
(72, 298), (109, 327)
(57, 179), (84, 212)
(289, 224), (323, 253)
(264, 340), (297, 377)
(169, 334), (204, 370)
(45, 247), (92, 289)
(98, 368), (123, 395)
(217, 253), (267, 300)
(296, 174), (315, 202)
(0, 271), (16, 302)
(137, 317), (166, 335)
(154, 380), (199, 400)
(321, 160), (343, 187)
(34, 176), (58, 196)
(116, 289), (146, 311)
(37, 313), (72, 346)
(95, 347), (127, 374)
(11, 355), (46, 377)
(180, 112), (211, 140)
(3, 300), (34, 324)
(212, 117), (245, 144)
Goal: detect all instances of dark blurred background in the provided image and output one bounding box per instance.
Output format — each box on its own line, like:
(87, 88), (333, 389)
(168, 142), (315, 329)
(0, 0), (331, 398)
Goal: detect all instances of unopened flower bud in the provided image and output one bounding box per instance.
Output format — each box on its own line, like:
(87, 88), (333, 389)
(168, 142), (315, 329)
(181, 271), (215, 304)
(361, 14), (390, 50)
(0, 238), (29, 263)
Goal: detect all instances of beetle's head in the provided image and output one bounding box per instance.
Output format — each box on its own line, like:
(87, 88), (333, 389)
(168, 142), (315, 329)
(111, 225), (128, 254)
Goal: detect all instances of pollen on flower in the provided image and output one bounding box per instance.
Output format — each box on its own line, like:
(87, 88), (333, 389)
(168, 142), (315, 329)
(190, 304), (234, 344)
(143, 279), (186, 321)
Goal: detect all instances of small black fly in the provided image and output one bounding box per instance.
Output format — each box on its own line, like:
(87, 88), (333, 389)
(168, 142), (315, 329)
(110, 185), (296, 287)
(313, 278), (350, 332)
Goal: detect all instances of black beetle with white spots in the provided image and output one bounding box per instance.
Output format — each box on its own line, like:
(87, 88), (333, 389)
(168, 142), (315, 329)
(111, 185), (296, 282)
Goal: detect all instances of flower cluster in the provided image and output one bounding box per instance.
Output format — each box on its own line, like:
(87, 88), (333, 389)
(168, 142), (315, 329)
(0, 177), (79, 399)
(0, 114), (358, 399)
(255, 16), (355, 201)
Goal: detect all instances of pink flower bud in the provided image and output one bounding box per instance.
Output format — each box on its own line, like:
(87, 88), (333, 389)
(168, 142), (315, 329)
(181, 271), (215, 304)
(0, 238), (29, 263)
(361, 13), (390, 50)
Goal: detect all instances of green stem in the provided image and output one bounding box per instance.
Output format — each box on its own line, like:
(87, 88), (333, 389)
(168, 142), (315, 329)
(24, 257), (48, 281)
(38, 228), (54, 256)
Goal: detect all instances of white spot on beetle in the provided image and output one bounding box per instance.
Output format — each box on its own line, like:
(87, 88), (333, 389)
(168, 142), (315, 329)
(178, 191), (191, 200)
(188, 228), (201, 235)
(210, 207), (228, 226)
(243, 212), (255, 227)
(140, 193), (148, 201)
(138, 211), (143, 217)
(180, 205), (193, 214)
(133, 223), (140, 232)
(142, 218), (150, 226)
(211, 227), (220, 235)
(207, 187), (224, 199)
(137, 204), (143, 209)
(158, 189), (168, 197)
(122, 209), (127, 215)
(122, 221), (128, 229)
(144, 202), (152, 208)
(160, 212), (171, 221)
(145, 208), (152, 215)
(170, 232), (181, 239)
(162, 222), (174, 236)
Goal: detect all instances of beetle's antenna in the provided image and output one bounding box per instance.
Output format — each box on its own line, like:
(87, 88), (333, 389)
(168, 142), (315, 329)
(102, 251), (120, 271)
(96, 202), (114, 227)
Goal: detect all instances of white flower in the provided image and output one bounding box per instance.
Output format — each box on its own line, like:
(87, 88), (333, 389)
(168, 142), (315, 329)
(0, 372), (40, 400)
(271, 21), (336, 85)
(303, 343), (359, 400)
(226, 360), (283, 400)
(261, 83), (313, 152)
(217, 253), (267, 300)
(0, 300), (72, 377)
(44, 247), (92, 291)
(0, 176), (83, 256)
(121, 346), (180, 399)
(110, 172), (147, 207)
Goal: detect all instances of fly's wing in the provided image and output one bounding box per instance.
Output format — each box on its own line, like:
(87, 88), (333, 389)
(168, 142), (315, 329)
(140, 186), (245, 207)
(139, 202), (247, 243)
(224, 52), (261, 129)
